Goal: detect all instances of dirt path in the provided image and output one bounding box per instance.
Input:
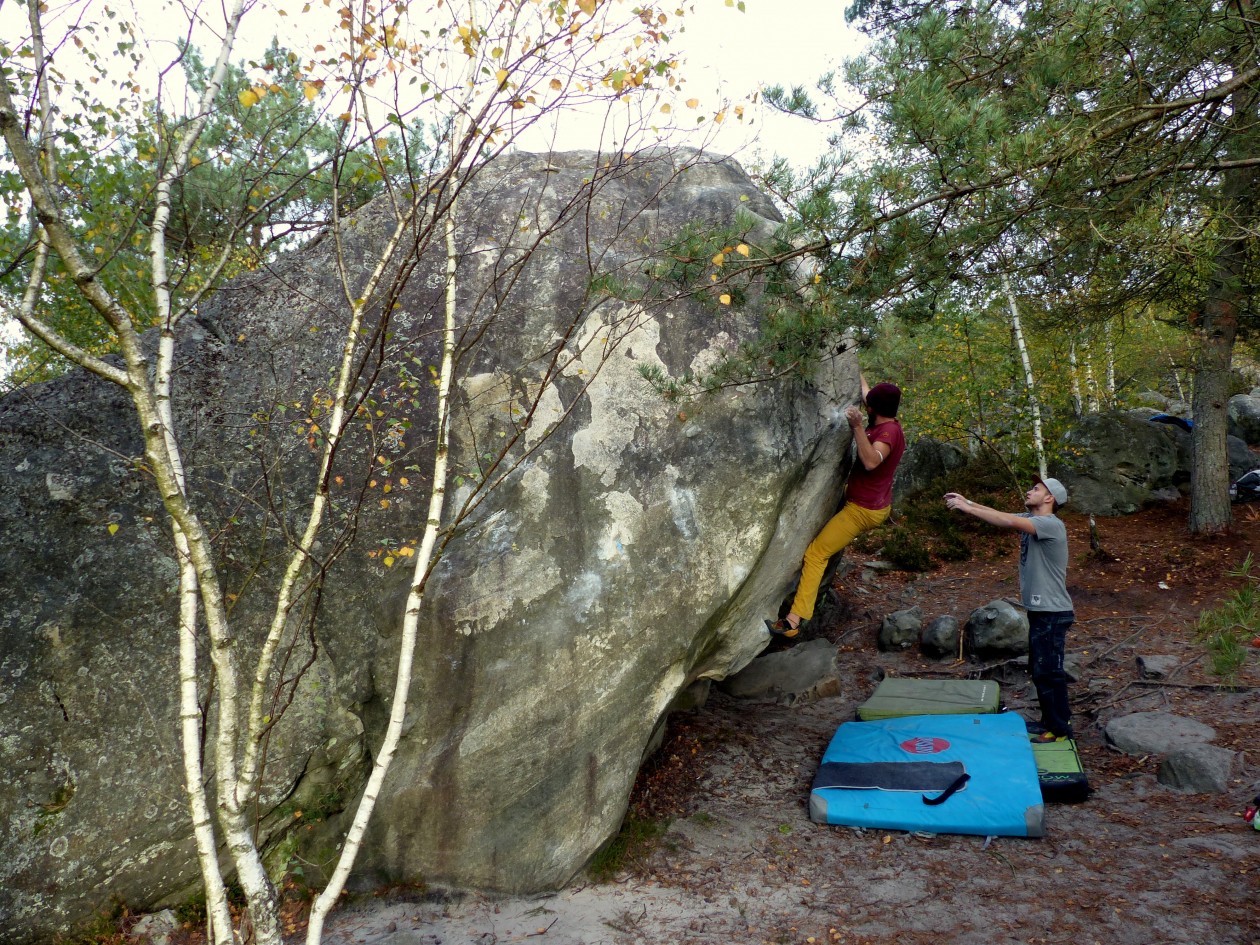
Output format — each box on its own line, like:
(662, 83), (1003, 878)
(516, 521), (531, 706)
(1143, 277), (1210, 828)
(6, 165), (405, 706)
(322, 501), (1260, 945)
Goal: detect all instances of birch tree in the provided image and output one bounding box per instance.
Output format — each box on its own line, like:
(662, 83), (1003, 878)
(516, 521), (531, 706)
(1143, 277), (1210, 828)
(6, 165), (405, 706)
(0, 0), (723, 940)
(1003, 272), (1046, 477)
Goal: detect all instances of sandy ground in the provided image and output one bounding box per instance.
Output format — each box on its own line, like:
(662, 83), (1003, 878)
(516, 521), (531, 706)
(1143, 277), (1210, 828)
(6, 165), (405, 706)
(319, 500), (1260, 945)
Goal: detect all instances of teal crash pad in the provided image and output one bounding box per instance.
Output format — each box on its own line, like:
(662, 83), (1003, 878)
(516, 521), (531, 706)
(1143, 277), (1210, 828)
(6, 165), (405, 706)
(810, 712), (1045, 837)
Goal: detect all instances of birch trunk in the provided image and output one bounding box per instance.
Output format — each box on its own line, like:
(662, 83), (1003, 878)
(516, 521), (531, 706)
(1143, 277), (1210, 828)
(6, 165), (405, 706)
(1083, 342), (1100, 412)
(143, 2), (280, 939)
(1103, 322), (1116, 405)
(1068, 339), (1083, 417)
(4, 3), (283, 940)
(303, 139), (463, 945)
(1168, 355), (1188, 403)
(1003, 274), (1047, 477)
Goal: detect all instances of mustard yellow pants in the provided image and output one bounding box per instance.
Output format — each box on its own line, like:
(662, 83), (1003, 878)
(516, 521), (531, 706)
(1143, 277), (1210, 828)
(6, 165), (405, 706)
(789, 501), (891, 621)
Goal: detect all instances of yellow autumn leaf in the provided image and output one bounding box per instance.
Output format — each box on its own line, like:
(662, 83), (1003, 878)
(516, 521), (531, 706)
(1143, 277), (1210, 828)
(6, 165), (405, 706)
(712, 252), (725, 266)
(550, 78), (563, 90)
(814, 273), (822, 284)
(398, 546), (416, 557)
(383, 556), (395, 567)
(238, 87), (261, 107)
(719, 294), (731, 305)
(380, 498), (390, 509)
(660, 103), (671, 113)
(577, 0), (596, 14)
(495, 68), (509, 87)
(736, 243), (750, 256)
(685, 97), (699, 108)
(303, 82), (319, 101)
(107, 523), (120, 536)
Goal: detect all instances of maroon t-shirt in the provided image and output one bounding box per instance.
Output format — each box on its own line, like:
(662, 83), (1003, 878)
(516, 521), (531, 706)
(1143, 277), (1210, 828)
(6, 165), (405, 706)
(844, 419), (906, 510)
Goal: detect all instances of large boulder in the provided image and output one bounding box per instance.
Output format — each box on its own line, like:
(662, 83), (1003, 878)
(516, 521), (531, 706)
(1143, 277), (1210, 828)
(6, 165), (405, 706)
(892, 436), (967, 505)
(1052, 412), (1254, 515)
(1228, 392), (1260, 446)
(1053, 413), (1188, 514)
(0, 149), (857, 941)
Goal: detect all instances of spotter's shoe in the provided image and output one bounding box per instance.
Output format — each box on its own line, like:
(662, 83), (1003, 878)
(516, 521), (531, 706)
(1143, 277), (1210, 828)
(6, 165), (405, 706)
(1030, 731), (1069, 743)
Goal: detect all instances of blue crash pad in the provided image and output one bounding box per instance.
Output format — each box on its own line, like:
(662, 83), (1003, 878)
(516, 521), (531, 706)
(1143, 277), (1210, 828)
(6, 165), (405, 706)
(809, 712), (1045, 837)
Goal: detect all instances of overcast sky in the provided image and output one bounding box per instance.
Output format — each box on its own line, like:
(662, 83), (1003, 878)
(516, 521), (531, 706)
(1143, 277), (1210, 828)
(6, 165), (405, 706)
(3, 0), (866, 165)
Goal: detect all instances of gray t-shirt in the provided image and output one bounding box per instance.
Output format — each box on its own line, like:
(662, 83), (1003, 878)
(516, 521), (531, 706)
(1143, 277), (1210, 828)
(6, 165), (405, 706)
(1018, 514), (1073, 612)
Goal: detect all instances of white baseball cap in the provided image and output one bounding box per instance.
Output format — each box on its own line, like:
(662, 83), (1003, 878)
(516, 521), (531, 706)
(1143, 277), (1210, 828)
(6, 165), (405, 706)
(1033, 475), (1069, 506)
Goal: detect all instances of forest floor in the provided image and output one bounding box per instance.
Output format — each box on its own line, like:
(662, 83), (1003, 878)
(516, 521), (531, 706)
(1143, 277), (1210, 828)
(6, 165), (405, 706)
(317, 496), (1260, 945)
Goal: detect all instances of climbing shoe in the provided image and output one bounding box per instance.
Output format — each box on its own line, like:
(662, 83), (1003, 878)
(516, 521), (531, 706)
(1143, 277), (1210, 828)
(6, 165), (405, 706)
(1030, 731), (1068, 743)
(764, 617), (800, 638)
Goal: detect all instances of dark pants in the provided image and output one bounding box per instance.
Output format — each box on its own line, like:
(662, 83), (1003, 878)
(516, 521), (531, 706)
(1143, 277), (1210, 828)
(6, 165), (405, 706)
(1028, 610), (1074, 737)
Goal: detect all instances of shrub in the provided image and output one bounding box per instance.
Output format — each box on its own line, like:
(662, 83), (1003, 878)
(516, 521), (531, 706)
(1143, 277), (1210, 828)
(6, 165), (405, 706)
(1195, 554), (1258, 683)
(586, 813), (669, 882)
(880, 526), (933, 572)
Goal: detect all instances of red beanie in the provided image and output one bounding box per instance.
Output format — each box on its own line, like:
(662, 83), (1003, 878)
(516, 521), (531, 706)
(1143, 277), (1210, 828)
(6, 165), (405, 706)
(865, 382), (902, 418)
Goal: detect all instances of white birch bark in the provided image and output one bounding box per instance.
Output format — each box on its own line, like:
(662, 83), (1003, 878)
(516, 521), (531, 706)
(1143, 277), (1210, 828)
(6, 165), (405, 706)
(304, 1), (483, 932)
(143, 2), (284, 938)
(1082, 341), (1100, 412)
(176, 544), (232, 945)
(302, 207), (458, 942)
(1003, 274), (1047, 477)
(145, 2), (251, 935)
(1068, 339), (1084, 417)
(1169, 354), (1188, 403)
(1104, 321), (1117, 404)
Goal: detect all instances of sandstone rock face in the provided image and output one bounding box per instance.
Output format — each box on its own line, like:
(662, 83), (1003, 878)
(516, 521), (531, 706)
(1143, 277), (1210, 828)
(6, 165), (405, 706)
(1229, 392), (1260, 446)
(892, 436), (967, 505)
(0, 150), (858, 941)
(1054, 414), (1189, 514)
(1052, 412), (1254, 515)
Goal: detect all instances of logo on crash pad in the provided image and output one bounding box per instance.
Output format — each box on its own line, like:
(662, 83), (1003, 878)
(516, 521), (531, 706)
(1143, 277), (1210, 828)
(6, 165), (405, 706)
(899, 736), (950, 755)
